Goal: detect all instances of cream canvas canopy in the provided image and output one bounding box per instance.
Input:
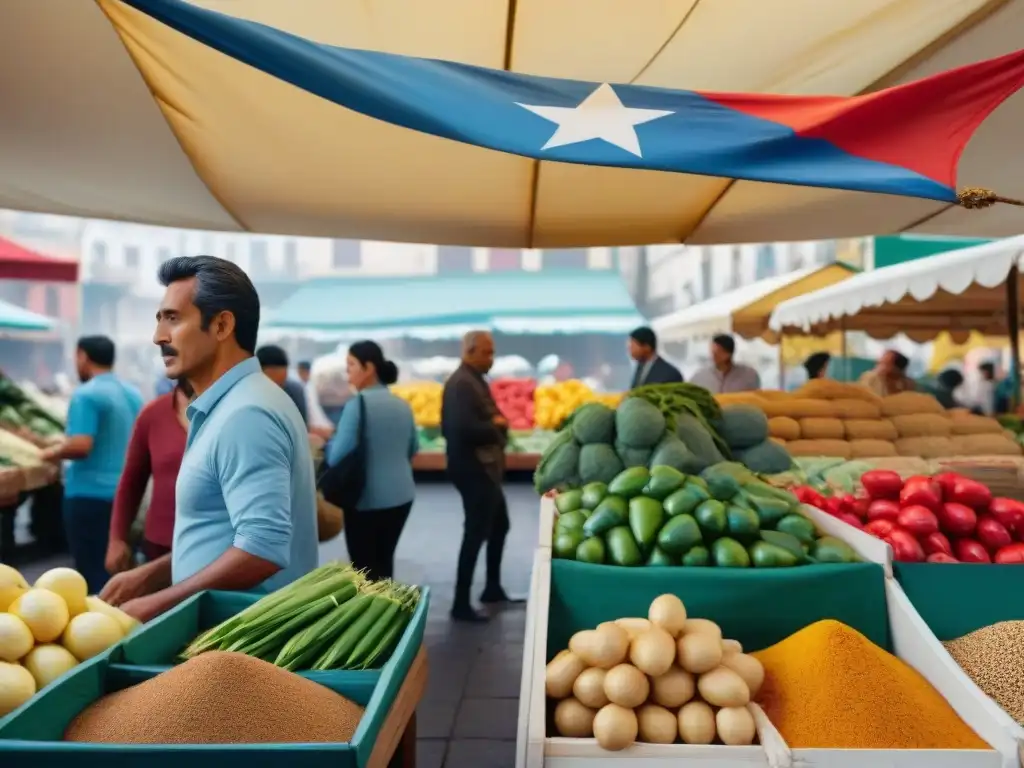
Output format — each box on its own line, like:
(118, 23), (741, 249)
(768, 235), (1024, 343)
(2, 0), (1024, 247)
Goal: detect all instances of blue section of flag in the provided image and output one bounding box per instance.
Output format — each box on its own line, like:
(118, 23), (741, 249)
(120, 0), (956, 202)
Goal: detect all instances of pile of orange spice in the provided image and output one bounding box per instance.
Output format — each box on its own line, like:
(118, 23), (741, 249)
(752, 620), (988, 750)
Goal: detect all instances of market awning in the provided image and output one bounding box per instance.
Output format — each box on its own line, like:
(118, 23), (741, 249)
(2, 1), (1024, 246)
(0, 237), (78, 283)
(652, 264), (857, 344)
(768, 235), (1024, 342)
(0, 299), (57, 333)
(264, 270), (644, 340)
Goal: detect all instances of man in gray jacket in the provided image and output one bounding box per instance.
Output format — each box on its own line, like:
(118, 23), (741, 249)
(441, 331), (516, 623)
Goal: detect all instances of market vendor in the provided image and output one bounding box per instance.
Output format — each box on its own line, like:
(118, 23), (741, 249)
(858, 350), (915, 397)
(100, 256), (318, 622)
(690, 334), (760, 394)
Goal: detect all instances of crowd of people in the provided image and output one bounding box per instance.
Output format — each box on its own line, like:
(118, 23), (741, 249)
(40, 255), (521, 625)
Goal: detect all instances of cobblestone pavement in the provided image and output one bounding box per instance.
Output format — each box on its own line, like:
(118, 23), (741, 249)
(20, 478), (539, 768)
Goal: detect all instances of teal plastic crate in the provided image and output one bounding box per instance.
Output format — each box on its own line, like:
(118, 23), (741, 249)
(110, 587), (429, 689)
(0, 653), (383, 767)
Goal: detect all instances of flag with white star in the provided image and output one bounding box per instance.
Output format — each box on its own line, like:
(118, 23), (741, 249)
(117, 0), (1024, 205)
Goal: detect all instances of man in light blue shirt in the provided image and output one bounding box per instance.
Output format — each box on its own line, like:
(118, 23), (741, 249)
(99, 255), (318, 621)
(41, 336), (143, 593)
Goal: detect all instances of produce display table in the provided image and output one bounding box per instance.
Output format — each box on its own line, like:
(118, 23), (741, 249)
(368, 647), (426, 768)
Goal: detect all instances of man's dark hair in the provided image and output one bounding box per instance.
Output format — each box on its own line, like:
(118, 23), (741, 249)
(712, 334), (736, 356)
(256, 344), (289, 369)
(980, 362), (996, 379)
(804, 352), (831, 379)
(938, 368), (965, 391)
(77, 336), (115, 367)
(630, 326), (657, 350)
(891, 351), (910, 372)
(157, 255), (260, 354)
(297, 360), (312, 373)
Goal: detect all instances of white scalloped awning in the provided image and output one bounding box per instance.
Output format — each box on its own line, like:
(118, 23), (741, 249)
(2, 0), (1024, 246)
(769, 235), (1024, 342)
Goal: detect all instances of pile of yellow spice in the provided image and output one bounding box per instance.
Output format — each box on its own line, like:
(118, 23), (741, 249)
(752, 620), (989, 750)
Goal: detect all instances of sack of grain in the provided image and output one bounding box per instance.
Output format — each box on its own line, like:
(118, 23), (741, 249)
(880, 391), (945, 416)
(768, 416), (801, 441)
(844, 418), (898, 441)
(891, 413), (954, 438)
(797, 379), (883, 404)
(831, 398), (882, 419)
(949, 413), (1005, 435)
(758, 390), (794, 401)
(786, 439), (851, 459)
(951, 434), (1024, 457)
(762, 398), (836, 419)
(769, 437), (787, 446)
(65, 651), (365, 744)
(848, 439), (898, 458)
(799, 417), (845, 440)
(895, 436), (954, 459)
(714, 393), (767, 408)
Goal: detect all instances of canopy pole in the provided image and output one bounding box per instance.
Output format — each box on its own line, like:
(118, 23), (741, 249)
(778, 336), (786, 391)
(840, 319), (849, 383)
(1007, 264), (1022, 411)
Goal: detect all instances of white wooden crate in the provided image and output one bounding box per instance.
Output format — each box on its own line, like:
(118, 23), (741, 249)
(538, 495), (555, 550)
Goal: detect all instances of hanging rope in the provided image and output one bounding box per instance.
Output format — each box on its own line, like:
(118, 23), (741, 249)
(957, 187), (1024, 209)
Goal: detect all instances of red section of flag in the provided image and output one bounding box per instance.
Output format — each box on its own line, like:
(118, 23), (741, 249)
(700, 49), (1024, 186)
(0, 237), (79, 282)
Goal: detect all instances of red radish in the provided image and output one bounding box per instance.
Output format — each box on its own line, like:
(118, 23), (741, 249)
(976, 515), (1013, 553)
(937, 502), (978, 537)
(921, 531), (953, 557)
(823, 496), (845, 517)
(866, 500), (901, 523)
(886, 528), (925, 562)
(849, 497), (871, 521)
(926, 553), (960, 563)
(953, 539), (991, 563)
(994, 543), (1024, 564)
(931, 472), (963, 501)
(949, 478), (993, 511)
(794, 486), (826, 509)
(859, 470), (903, 501)
(865, 519), (898, 539)
(896, 505), (940, 537)
(988, 498), (1024, 531)
(900, 478), (942, 513)
(835, 512), (865, 530)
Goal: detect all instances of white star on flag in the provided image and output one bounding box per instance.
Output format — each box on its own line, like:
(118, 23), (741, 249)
(516, 83), (674, 158)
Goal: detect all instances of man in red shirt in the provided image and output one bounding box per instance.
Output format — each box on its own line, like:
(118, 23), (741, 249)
(105, 381), (191, 575)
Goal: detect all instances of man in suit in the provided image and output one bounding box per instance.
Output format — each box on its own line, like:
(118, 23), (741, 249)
(441, 331), (519, 623)
(629, 326), (683, 389)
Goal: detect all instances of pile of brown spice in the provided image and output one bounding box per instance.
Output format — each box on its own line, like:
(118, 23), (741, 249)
(65, 651), (364, 744)
(944, 620), (1024, 727)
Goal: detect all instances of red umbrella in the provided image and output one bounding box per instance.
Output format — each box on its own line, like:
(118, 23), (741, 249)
(0, 237), (78, 283)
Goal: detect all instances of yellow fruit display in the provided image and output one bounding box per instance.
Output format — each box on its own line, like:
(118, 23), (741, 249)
(0, 563), (29, 612)
(534, 380), (624, 430)
(392, 381), (443, 428)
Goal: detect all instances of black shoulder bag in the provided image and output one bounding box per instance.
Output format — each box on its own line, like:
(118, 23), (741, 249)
(316, 394), (367, 513)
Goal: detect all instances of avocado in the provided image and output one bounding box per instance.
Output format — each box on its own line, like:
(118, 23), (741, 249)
(812, 535), (858, 563)
(682, 546), (711, 567)
(629, 497), (666, 552)
(703, 473), (741, 502)
(553, 529), (585, 560)
(580, 482), (609, 510)
(606, 526), (643, 567)
(646, 546), (679, 567)
(712, 537), (751, 568)
(582, 495), (628, 538)
(694, 499), (728, 539)
(576, 536), (607, 564)
(656, 514), (703, 557)
(759, 530), (809, 562)
(608, 467), (651, 499)
(642, 465), (687, 500)
(749, 541), (800, 568)
(776, 514), (817, 545)
(726, 505), (761, 542)
(663, 484), (710, 517)
(554, 489), (584, 514)
(554, 510), (587, 534)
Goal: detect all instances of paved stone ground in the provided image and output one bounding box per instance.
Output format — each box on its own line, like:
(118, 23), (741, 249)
(19, 477), (538, 768)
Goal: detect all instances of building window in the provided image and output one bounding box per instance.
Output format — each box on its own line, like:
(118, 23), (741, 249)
(331, 240), (361, 269)
(283, 240), (299, 273)
(250, 240), (269, 273)
(489, 248), (520, 271)
(91, 241), (108, 266)
(124, 246), (140, 269)
(541, 249), (588, 269)
(755, 244), (776, 281)
(700, 249), (712, 299)
(436, 245), (473, 272)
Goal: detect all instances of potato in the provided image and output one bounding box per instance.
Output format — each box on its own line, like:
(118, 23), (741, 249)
(636, 703), (678, 744)
(651, 665), (695, 708)
(716, 705), (757, 746)
(682, 618), (723, 642)
(613, 617), (652, 639)
(603, 663), (650, 709)
(570, 625), (629, 669)
(698, 666), (751, 708)
(572, 667), (609, 709)
(721, 653), (764, 697)
(545, 650), (585, 699)
(721, 639), (743, 655)
(677, 631), (723, 674)
(593, 703), (638, 751)
(648, 594), (687, 637)
(553, 698), (596, 738)
(629, 626), (676, 677)
(678, 700), (716, 745)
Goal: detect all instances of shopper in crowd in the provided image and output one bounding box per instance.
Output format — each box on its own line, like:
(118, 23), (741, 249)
(804, 352), (831, 381)
(257, 345), (309, 426)
(105, 379), (193, 576)
(690, 334), (761, 394)
(324, 341), (417, 581)
(628, 326), (683, 388)
(442, 331), (518, 623)
(859, 350), (915, 397)
(100, 256), (318, 621)
(934, 368), (966, 410)
(972, 361), (998, 415)
(41, 336), (143, 593)
(298, 360), (335, 438)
